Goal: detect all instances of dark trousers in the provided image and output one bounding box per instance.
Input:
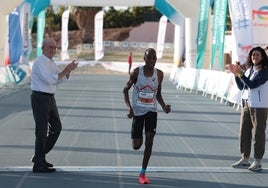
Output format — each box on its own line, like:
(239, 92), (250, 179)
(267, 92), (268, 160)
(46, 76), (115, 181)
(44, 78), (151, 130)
(31, 92), (62, 164)
(240, 105), (267, 160)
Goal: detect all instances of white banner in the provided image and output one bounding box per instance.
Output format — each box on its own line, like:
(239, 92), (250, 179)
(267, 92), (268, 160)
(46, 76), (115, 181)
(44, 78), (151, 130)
(0, 14), (7, 65)
(4, 14), (9, 65)
(61, 9), (70, 60)
(252, 0), (268, 47)
(20, 2), (31, 64)
(228, 0), (253, 64)
(94, 10), (104, 61)
(156, 15), (167, 59)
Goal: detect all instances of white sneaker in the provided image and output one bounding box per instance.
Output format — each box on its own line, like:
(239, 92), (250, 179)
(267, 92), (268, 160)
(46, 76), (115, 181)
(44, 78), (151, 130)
(248, 161), (262, 172)
(231, 158), (251, 168)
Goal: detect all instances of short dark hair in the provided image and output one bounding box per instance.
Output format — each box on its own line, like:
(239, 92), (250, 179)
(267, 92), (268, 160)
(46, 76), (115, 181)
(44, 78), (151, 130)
(144, 48), (156, 56)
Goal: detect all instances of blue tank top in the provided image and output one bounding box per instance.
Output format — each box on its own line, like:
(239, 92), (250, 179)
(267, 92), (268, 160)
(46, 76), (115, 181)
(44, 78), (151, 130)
(132, 66), (158, 116)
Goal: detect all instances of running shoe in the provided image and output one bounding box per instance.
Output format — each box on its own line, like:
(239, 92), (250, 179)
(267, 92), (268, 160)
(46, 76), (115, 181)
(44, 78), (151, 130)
(231, 158), (250, 168)
(139, 174), (151, 184)
(248, 161), (262, 172)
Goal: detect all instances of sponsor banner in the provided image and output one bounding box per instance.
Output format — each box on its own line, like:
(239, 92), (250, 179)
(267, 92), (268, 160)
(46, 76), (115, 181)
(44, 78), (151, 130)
(229, 0), (253, 64)
(156, 15), (167, 59)
(94, 11), (104, 61)
(8, 64), (27, 84)
(61, 9), (70, 60)
(9, 7), (22, 65)
(20, 2), (31, 64)
(210, 0), (228, 70)
(25, 0), (50, 16)
(36, 10), (45, 57)
(196, 0), (210, 69)
(252, 0), (268, 47)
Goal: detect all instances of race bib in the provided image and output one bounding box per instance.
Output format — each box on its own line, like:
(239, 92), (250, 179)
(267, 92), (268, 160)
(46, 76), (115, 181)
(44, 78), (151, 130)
(137, 91), (154, 107)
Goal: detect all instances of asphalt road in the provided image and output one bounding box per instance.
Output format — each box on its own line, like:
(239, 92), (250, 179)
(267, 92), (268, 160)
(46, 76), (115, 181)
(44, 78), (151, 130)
(0, 74), (267, 188)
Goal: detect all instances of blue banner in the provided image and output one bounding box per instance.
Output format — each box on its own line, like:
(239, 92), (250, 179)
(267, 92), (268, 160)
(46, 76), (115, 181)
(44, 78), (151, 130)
(9, 8), (22, 65)
(154, 0), (182, 25)
(25, 0), (50, 16)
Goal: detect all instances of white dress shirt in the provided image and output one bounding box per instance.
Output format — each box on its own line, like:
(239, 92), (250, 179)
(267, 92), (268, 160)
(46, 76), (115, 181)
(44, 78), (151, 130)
(31, 54), (63, 94)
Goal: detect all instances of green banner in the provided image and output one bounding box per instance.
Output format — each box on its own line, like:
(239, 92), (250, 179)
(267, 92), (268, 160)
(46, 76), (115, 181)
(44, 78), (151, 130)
(37, 10), (45, 57)
(210, 0), (228, 70)
(196, 0), (210, 69)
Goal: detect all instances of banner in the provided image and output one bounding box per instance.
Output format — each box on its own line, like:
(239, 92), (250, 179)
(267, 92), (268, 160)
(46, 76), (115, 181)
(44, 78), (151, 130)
(0, 14), (10, 65)
(228, 0), (252, 64)
(210, 0), (228, 70)
(174, 23), (185, 66)
(36, 10), (45, 57)
(0, 15), (6, 65)
(0, 1), (22, 65)
(8, 7), (22, 65)
(25, 0), (50, 16)
(196, 0), (210, 69)
(20, 2), (31, 64)
(252, 0), (268, 47)
(94, 10), (104, 61)
(156, 15), (167, 59)
(61, 9), (70, 61)
(8, 64), (27, 84)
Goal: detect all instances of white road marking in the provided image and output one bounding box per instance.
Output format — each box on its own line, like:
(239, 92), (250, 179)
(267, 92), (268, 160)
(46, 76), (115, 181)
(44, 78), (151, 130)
(0, 166), (254, 173)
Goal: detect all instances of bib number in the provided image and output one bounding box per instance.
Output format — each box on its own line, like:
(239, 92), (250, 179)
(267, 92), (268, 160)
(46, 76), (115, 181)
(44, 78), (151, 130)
(137, 91), (154, 107)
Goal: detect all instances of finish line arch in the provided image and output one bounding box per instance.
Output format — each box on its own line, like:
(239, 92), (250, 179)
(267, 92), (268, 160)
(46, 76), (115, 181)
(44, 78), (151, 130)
(0, 0), (199, 69)
(49, 0), (199, 69)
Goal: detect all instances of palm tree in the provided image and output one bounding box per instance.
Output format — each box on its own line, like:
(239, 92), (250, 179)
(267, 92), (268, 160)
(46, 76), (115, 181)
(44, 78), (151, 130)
(72, 7), (102, 43)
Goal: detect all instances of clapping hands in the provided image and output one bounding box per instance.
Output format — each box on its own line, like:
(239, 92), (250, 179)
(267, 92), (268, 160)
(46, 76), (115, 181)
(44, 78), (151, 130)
(60, 60), (79, 80)
(226, 63), (243, 77)
(68, 60), (78, 71)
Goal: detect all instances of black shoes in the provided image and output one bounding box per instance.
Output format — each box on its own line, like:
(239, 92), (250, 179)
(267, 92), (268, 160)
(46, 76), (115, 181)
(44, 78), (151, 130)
(33, 163), (56, 173)
(31, 156), (54, 167)
(31, 155), (55, 173)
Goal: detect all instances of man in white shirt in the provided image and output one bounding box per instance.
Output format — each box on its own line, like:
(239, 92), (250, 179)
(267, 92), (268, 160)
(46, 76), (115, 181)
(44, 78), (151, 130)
(31, 38), (77, 173)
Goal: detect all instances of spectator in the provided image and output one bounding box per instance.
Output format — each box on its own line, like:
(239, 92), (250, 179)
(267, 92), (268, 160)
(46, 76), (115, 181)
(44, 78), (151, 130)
(228, 46), (268, 172)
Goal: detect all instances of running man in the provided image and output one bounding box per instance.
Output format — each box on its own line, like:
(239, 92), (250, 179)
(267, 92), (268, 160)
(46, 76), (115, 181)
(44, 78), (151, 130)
(123, 48), (171, 184)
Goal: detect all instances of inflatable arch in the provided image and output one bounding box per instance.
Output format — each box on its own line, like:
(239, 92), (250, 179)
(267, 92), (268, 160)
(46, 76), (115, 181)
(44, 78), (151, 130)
(0, 0), (200, 68)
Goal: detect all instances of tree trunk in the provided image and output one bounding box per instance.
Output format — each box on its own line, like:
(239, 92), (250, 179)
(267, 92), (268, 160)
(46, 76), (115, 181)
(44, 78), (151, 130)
(73, 8), (100, 44)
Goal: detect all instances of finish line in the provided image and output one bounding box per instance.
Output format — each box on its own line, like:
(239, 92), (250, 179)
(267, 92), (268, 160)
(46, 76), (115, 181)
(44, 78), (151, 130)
(0, 166), (253, 173)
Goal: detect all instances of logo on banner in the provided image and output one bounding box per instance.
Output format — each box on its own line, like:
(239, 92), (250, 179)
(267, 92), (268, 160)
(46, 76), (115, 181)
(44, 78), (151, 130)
(250, 1), (268, 47)
(252, 6), (268, 20)
(9, 65), (27, 84)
